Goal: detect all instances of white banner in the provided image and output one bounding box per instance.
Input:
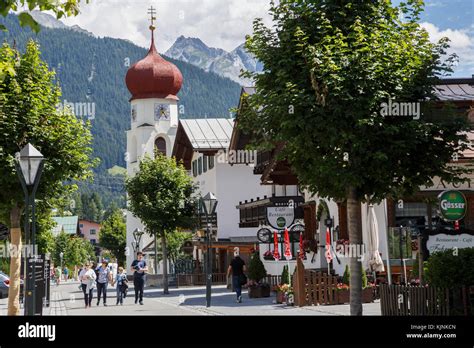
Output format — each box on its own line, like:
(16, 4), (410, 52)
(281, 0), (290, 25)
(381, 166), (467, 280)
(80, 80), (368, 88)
(426, 233), (474, 253)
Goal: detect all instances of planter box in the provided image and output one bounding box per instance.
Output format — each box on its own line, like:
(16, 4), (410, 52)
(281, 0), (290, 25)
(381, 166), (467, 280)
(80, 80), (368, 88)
(336, 288), (374, 304)
(248, 284), (271, 298)
(276, 291), (285, 304)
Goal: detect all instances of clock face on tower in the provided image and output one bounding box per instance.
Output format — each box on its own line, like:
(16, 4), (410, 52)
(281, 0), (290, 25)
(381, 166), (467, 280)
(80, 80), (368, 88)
(154, 103), (170, 121)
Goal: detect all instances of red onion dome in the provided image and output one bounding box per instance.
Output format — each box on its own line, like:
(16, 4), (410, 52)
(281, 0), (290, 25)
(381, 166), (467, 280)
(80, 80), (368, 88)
(125, 28), (183, 101)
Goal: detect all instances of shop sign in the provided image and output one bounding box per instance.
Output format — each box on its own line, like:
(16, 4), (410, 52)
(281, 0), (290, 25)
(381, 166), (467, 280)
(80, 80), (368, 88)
(266, 206), (294, 230)
(426, 233), (474, 254)
(438, 190), (467, 222)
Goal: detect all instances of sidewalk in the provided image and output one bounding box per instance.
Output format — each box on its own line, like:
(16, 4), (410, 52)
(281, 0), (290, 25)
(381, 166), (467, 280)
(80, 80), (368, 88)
(0, 281), (381, 316)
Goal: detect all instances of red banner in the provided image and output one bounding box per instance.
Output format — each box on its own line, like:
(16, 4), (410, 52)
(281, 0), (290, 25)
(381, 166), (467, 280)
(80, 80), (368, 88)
(273, 231), (280, 261)
(284, 227), (292, 260)
(325, 227), (333, 263)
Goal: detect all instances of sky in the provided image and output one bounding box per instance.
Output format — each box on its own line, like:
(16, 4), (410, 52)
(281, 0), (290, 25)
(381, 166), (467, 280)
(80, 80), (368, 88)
(53, 0), (474, 77)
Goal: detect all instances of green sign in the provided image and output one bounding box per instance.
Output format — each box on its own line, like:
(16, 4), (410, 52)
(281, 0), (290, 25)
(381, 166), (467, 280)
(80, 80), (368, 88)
(438, 190), (467, 221)
(276, 217), (286, 228)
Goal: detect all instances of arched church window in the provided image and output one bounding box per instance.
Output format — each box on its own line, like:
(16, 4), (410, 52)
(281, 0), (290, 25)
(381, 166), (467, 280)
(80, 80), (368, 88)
(155, 137), (167, 156)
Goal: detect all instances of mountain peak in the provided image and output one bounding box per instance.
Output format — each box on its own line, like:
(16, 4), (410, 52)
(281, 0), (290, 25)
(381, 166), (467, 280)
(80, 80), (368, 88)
(165, 36), (261, 86)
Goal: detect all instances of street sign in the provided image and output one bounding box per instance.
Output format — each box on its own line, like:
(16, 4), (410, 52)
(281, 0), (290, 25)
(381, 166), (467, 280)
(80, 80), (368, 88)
(267, 206), (295, 229)
(24, 255), (46, 316)
(438, 190), (467, 222)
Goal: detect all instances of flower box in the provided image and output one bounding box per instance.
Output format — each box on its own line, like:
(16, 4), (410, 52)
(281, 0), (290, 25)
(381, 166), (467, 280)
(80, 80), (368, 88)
(248, 284), (271, 298)
(336, 287), (374, 304)
(276, 291), (285, 304)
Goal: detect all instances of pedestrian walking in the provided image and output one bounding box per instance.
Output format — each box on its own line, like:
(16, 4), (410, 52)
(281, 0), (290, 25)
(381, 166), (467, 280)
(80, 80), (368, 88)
(113, 267), (128, 305)
(96, 260), (112, 306)
(227, 247), (247, 303)
(55, 267), (61, 286)
(63, 267), (69, 282)
(50, 266), (56, 286)
(79, 262), (96, 309)
(130, 252), (148, 305)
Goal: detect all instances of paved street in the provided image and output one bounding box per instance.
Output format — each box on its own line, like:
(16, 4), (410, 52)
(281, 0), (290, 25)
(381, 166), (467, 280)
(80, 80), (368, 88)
(0, 280), (381, 316)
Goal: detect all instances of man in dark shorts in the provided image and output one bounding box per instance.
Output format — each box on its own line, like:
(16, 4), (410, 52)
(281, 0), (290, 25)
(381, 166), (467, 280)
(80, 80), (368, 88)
(227, 247), (246, 303)
(130, 251), (148, 305)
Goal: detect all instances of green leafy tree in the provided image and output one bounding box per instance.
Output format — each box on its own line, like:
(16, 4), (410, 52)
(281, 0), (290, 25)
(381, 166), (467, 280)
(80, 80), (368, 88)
(63, 236), (95, 268)
(165, 231), (192, 265)
(0, 1), (87, 32)
(126, 153), (197, 294)
(240, 0), (470, 315)
(0, 41), (95, 315)
(248, 252), (267, 283)
(103, 201), (119, 221)
(99, 209), (126, 266)
(53, 230), (70, 267)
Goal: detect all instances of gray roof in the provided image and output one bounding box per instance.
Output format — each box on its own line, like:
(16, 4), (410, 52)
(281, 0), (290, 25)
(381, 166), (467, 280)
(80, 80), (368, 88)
(434, 79), (474, 101)
(180, 118), (234, 150)
(52, 216), (78, 236)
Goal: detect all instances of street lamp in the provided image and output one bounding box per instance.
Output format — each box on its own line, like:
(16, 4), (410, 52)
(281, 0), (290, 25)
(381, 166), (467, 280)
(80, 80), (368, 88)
(200, 192), (217, 308)
(59, 252), (64, 283)
(15, 143), (44, 316)
(132, 228), (144, 255)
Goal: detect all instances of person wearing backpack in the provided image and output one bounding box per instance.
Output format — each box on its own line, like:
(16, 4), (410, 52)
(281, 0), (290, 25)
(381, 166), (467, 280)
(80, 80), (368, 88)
(227, 247), (247, 303)
(113, 267), (128, 305)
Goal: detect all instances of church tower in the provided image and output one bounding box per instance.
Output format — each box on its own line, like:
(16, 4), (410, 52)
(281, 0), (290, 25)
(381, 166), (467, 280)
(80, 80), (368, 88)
(124, 7), (183, 270)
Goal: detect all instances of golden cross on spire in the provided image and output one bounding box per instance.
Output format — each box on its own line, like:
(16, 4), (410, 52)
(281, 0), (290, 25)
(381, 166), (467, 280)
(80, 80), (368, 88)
(148, 6), (157, 29)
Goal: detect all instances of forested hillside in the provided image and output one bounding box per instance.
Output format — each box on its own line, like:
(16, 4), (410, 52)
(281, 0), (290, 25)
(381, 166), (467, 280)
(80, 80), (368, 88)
(0, 14), (241, 207)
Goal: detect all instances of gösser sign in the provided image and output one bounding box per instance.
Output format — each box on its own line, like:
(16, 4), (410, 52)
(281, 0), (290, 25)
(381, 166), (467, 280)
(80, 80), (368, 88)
(438, 190), (467, 222)
(267, 207), (295, 229)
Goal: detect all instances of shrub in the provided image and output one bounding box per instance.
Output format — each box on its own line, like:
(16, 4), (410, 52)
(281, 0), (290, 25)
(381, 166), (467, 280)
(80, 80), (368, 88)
(342, 264), (369, 288)
(280, 265), (289, 285)
(425, 247), (474, 289)
(362, 267), (368, 289)
(248, 252), (267, 283)
(342, 265), (350, 285)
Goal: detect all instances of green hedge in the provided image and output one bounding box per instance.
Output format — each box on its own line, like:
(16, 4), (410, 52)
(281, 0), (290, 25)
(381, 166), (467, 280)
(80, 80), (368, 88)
(425, 247), (474, 289)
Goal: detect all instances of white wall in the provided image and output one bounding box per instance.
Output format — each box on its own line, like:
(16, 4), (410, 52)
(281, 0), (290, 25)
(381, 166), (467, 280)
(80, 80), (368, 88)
(191, 152), (271, 240)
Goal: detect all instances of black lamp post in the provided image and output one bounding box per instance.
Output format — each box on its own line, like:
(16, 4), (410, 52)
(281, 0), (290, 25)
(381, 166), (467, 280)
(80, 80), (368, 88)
(59, 252), (64, 282)
(200, 192), (217, 308)
(15, 143), (44, 316)
(132, 228), (144, 255)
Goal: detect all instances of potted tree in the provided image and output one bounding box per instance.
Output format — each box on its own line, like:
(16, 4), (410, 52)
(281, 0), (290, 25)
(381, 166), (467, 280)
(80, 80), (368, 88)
(275, 265), (290, 303)
(248, 252), (270, 298)
(336, 265), (374, 304)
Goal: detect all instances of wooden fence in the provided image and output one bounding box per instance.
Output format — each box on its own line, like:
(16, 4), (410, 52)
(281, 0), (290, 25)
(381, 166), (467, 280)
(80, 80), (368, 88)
(265, 275), (282, 289)
(293, 258), (339, 306)
(380, 284), (474, 316)
(177, 273), (228, 287)
(379, 284), (450, 315)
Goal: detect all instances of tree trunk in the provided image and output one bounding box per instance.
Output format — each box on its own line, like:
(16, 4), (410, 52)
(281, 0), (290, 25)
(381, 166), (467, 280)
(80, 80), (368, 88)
(161, 234), (169, 295)
(347, 187), (363, 316)
(7, 204), (23, 316)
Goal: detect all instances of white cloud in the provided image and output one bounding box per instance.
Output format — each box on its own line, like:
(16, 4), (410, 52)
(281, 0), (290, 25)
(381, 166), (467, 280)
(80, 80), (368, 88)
(60, 0), (273, 52)
(421, 22), (474, 76)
